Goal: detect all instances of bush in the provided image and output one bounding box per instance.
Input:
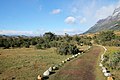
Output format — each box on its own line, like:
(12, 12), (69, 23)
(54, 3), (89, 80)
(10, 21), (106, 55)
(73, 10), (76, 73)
(36, 44), (42, 49)
(103, 51), (120, 70)
(57, 43), (79, 55)
(24, 42), (30, 48)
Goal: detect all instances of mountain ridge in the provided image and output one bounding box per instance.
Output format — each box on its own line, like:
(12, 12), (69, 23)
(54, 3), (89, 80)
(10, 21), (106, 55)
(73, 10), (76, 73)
(85, 7), (120, 34)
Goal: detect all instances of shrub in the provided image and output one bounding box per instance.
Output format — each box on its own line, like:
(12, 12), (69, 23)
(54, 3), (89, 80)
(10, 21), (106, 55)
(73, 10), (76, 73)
(24, 42), (30, 48)
(103, 51), (120, 70)
(36, 44), (42, 49)
(57, 42), (79, 55)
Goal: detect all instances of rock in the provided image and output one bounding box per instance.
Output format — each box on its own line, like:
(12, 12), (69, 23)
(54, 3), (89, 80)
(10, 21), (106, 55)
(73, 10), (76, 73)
(43, 70), (50, 77)
(48, 67), (52, 72)
(104, 72), (111, 77)
(99, 63), (103, 67)
(67, 58), (70, 61)
(52, 65), (59, 70)
(62, 61), (65, 63)
(102, 67), (106, 70)
(72, 55), (75, 58)
(78, 53), (81, 55)
(75, 54), (78, 57)
(37, 75), (42, 80)
(102, 69), (107, 73)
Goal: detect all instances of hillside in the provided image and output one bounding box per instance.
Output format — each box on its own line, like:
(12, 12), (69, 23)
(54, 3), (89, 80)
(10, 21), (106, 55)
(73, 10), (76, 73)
(85, 7), (120, 33)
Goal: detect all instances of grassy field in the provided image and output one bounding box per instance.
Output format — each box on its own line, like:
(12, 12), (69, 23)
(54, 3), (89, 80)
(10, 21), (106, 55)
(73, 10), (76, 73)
(105, 46), (120, 54)
(0, 47), (72, 80)
(0, 46), (89, 80)
(105, 46), (120, 80)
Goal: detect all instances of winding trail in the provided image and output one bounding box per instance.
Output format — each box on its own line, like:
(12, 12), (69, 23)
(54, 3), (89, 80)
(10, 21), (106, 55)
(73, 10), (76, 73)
(49, 46), (105, 80)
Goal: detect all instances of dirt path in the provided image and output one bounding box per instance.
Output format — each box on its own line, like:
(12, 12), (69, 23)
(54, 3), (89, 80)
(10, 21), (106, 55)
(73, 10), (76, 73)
(49, 46), (105, 80)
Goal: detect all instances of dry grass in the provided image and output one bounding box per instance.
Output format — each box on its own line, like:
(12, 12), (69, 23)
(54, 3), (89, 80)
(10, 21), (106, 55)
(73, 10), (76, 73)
(105, 46), (120, 80)
(115, 30), (120, 36)
(105, 46), (120, 54)
(0, 47), (71, 80)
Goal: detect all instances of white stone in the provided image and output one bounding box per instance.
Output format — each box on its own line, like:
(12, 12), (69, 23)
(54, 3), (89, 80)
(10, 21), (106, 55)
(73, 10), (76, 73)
(67, 58), (70, 61)
(52, 66), (56, 70)
(43, 70), (50, 77)
(75, 54), (78, 57)
(48, 67), (52, 72)
(72, 55), (75, 58)
(67, 58), (70, 60)
(62, 61), (65, 63)
(78, 53), (81, 55)
(104, 72), (111, 77)
(99, 63), (103, 67)
(102, 67), (106, 70)
(102, 69), (107, 73)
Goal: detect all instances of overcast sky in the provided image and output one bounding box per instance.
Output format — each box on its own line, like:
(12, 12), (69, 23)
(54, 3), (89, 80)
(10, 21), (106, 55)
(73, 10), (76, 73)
(0, 0), (120, 35)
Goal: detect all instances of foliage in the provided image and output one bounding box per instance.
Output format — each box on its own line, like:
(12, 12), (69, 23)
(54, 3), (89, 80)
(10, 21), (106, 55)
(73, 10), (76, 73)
(94, 30), (120, 46)
(56, 42), (79, 55)
(0, 32), (92, 55)
(35, 44), (42, 49)
(103, 51), (120, 70)
(43, 32), (56, 42)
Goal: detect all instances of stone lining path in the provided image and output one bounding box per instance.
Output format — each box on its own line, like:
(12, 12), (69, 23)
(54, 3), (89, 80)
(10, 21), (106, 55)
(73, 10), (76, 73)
(49, 46), (105, 80)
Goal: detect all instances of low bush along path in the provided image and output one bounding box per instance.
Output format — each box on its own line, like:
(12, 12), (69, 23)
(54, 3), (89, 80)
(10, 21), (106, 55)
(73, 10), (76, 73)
(49, 46), (105, 80)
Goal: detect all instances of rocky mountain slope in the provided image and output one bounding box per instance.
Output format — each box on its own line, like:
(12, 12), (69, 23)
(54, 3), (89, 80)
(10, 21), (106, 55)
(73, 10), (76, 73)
(85, 7), (120, 33)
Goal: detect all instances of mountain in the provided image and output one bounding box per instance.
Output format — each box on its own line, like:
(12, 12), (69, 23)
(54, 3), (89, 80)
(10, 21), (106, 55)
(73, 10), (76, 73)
(85, 7), (120, 34)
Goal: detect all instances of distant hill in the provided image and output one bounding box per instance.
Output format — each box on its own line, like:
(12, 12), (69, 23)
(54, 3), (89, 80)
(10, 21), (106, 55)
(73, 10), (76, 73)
(85, 7), (120, 34)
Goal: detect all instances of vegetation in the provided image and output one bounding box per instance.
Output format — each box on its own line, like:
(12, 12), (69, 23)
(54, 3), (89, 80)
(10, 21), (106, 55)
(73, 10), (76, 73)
(0, 31), (119, 79)
(56, 43), (79, 55)
(0, 32), (92, 55)
(103, 52), (120, 70)
(0, 47), (72, 80)
(93, 30), (120, 46)
(102, 46), (120, 80)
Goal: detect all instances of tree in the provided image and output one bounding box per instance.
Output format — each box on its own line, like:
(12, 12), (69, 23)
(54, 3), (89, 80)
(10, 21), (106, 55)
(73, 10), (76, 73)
(43, 32), (55, 42)
(24, 42), (30, 48)
(3, 39), (10, 49)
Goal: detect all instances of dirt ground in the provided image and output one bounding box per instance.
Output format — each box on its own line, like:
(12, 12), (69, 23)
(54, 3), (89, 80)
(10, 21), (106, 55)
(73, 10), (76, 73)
(49, 46), (105, 80)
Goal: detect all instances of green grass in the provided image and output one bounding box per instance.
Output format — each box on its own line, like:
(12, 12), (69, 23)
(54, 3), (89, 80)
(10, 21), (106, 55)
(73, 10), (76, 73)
(105, 46), (120, 54)
(0, 47), (71, 80)
(104, 46), (120, 80)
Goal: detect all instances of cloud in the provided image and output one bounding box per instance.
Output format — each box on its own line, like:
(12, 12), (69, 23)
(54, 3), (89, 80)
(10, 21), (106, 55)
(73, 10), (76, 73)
(71, 7), (78, 14)
(80, 17), (87, 23)
(51, 9), (61, 14)
(0, 30), (33, 35)
(63, 28), (82, 35)
(116, 0), (120, 8)
(64, 16), (76, 24)
(63, 29), (76, 33)
(95, 5), (115, 20)
(95, 0), (120, 20)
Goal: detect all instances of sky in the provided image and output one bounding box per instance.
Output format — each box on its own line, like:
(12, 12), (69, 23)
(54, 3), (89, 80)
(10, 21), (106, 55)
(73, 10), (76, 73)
(0, 0), (120, 36)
